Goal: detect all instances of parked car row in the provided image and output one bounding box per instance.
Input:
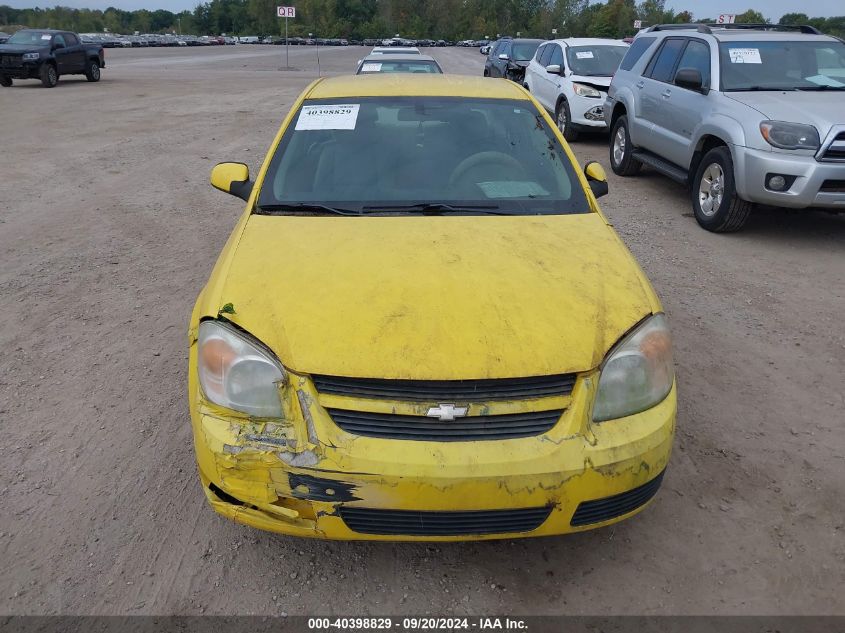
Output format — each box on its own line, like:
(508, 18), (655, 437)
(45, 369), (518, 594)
(78, 33), (239, 48)
(485, 24), (845, 233)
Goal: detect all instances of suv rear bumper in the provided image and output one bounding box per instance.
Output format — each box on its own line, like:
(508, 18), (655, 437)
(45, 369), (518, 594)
(734, 145), (845, 210)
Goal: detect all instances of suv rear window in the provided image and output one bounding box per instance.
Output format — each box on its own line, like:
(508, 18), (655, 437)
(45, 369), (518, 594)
(620, 36), (656, 71)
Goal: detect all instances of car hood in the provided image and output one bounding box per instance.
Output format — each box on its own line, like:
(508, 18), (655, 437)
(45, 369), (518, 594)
(571, 74), (612, 90)
(0, 44), (48, 54)
(210, 213), (657, 379)
(725, 91), (845, 139)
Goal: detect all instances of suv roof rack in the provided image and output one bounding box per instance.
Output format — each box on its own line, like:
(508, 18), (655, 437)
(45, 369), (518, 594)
(647, 24), (712, 34)
(704, 23), (822, 34)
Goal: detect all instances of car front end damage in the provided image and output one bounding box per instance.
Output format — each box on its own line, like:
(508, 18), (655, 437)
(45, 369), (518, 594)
(188, 321), (676, 541)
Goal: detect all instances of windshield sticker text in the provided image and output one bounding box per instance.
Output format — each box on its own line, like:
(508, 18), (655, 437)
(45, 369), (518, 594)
(295, 104), (360, 131)
(575, 51), (594, 59)
(728, 48), (762, 64)
(361, 63), (382, 72)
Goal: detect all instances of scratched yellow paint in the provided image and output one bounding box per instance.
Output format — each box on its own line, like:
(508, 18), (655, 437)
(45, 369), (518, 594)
(187, 75), (676, 540)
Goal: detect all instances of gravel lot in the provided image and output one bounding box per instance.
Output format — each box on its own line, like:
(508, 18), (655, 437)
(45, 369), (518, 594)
(1, 44), (843, 616)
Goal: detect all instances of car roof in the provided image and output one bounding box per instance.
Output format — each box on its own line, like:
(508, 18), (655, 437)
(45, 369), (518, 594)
(710, 30), (835, 42)
(306, 74), (530, 100)
(548, 37), (629, 47)
(644, 25), (836, 43)
(361, 54), (437, 62)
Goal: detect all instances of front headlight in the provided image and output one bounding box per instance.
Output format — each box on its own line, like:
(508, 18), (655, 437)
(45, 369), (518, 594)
(572, 82), (602, 98)
(759, 121), (820, 150)
(22, 52), (40, 61)
(593, 314), (674, 422)
(197, 320), (286, 417)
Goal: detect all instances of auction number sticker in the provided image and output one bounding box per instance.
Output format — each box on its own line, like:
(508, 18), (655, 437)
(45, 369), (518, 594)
(728, 48), (762, 64)
(575, 51), (594, 59)
(361, 62), (382, 72)
(296, 104), (360, 130)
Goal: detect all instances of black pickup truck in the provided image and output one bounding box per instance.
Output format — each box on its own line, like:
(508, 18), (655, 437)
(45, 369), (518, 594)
(0, 29), (104, 88)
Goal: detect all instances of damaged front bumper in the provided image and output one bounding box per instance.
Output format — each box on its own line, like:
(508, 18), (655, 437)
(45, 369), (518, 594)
(189, 344), (675, 541)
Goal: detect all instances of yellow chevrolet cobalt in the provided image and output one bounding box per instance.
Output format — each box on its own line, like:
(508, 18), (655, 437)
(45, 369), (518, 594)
(188, 75), (676, 540)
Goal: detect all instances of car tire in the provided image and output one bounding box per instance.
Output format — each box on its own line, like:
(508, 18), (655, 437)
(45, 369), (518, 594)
(609, 115), (641, 176)
(0, 75), (11, 87)
(555, 99), (579, 142)
(40, 63), (58, 88)
(84, 60), (101, 82)
(691, 146), (753, 233)
(483, 69), (489, 77)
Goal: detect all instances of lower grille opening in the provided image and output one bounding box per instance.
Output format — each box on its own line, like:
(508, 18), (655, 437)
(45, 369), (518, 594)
(570, 469), (665, 526)
(339, 506), (553, 536)
(820, 179), (845, 192)
(327, 408), (563, 441)
(209, 483), (245, 507)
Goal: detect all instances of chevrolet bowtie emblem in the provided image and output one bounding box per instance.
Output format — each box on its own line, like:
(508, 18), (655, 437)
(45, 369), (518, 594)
(426, 404), (469, 421)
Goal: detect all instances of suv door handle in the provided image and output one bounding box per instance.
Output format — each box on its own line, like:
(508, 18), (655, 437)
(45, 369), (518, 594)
(636, 80), (645, 89)
(661, 89), (672, 99)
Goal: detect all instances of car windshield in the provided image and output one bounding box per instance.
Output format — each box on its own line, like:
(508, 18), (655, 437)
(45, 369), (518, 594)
(257, 97), (590, 216)
(359, 61), (441, 74)
(512, 42), (541, 61)
(566, 45), (629, 76)
(719, 40), (845, 91)
(7, 30), (52, 45)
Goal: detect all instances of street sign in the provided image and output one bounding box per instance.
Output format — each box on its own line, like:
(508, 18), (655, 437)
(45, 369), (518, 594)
(717, 14), (736, 24)
(633, 20), (642, 29)
(277, 6), (295, 18)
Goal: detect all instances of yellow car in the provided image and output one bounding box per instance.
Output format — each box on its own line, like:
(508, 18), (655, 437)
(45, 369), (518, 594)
(189, 74), (676, 541)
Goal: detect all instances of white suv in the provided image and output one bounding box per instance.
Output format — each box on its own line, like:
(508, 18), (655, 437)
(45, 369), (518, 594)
(525, 38), (629, 141)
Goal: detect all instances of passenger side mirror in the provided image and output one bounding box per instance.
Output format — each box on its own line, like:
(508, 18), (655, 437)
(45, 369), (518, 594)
(53, 42), (66, 50)
(583, 161), (609, 199)
(545, 64), (562, 75)
(498, 53), (509, 61)
(674, 67), (706, 93)
(210, 162), (253, 201)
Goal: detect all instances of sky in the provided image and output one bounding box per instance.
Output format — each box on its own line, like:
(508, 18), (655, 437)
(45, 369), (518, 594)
(2, 0), (843, 19)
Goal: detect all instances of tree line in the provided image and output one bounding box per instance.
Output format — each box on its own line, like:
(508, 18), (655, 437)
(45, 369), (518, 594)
(1, 0), (843, 40)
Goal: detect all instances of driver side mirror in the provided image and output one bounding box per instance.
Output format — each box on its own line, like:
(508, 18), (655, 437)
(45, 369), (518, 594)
(53, 42), (66, 50)
(211, 162), (253, 201)
(498, 53), (509, 61)
(674, 67), (707, 93)
(584, 161), (609, 199)
(545, 64), (561, 75)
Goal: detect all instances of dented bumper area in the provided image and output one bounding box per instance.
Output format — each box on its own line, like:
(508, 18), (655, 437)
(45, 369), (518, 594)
(189, 351), (675, 540)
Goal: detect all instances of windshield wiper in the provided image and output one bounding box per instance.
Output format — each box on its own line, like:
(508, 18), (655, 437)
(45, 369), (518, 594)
(727, 86), (798, 92)
(361, 203), (507, 215)
(797, 85), (845, 91)
(256, 203), (361, 216)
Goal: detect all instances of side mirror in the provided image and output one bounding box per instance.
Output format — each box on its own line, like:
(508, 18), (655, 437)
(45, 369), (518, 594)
(584, 161), (609, 199)
(498, 53), (509, 60)
(545, 64), (561, 74)
(53, 42), (66, 50)
(674, 67), (706, 93)
(211, 162), (253, 201)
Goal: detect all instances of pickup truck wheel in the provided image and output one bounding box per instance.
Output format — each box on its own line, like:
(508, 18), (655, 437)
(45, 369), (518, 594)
(556, 99), (579, 142)
(691, 146), (752, 233)
(40, 63), (58, 88)
(0, 75), (11, 87)
(85, 60), (101, 82)
(609, 115), (641, 176)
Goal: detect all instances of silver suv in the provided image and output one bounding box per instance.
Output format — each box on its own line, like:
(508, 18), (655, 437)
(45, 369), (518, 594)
(604, 24), (845, 232)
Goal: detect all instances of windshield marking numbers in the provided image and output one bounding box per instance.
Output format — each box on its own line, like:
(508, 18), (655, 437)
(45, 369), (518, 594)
(728, 48), (762, 64)
(295, 104), (360, 131)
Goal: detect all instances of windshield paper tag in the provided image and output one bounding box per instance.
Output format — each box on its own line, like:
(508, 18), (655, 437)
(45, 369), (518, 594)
(575, 51), (594, 59)
(728, 48), (762, 64)
(361, 63), (382, 72)
(478, 181), (549, 199)
(42, 34), (53, 40)
(295, 104), (360, 131)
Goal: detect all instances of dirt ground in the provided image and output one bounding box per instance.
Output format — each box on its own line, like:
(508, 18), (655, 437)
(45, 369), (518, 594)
(0, 44), (843, 617)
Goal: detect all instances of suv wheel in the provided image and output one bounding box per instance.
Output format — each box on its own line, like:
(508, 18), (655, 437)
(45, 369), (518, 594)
(555, 99), (578, 142)
(85, 60), (101, 82)
(609, 115), (641, 176)
(40, 63), (58, 88)
(0, 75), (11, 87)
(691, 147), (752, 232)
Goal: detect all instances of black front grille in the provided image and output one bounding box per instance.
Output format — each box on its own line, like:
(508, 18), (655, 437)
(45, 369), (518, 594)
(339, 506), (553, 536)
(820, 179), (845, 192)
(1, 55), (22, 68)
(312, 374), (577, 401)
(327, 408), (563, 441)
(570, 469), (665, 526)
(820, 132), (845, 161)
